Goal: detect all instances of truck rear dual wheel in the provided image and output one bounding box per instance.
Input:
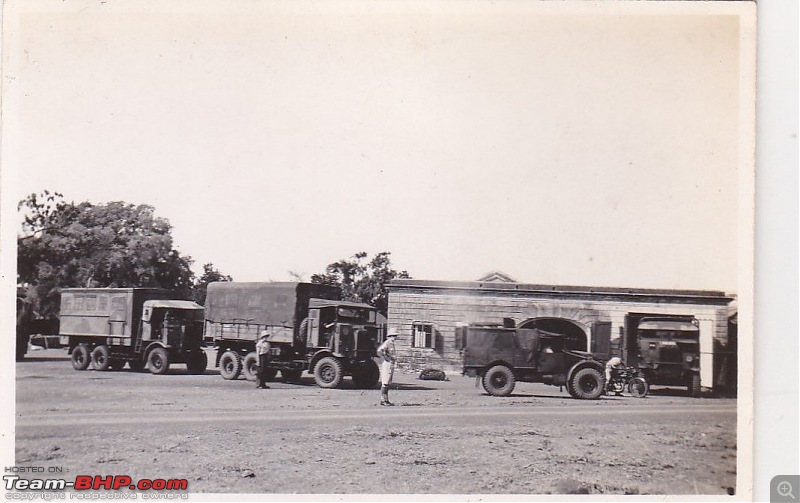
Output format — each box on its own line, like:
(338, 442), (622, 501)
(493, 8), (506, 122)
(71, 344), (91, 371)
(569, 367), (604, 400)
(219, 351), (242, 380)
(482, 365), (516, 397)
(148, 348), (170, 375)
(91, 345), (111, 371)
(242, 353), (259, 381)
(314, 357), (343, 389)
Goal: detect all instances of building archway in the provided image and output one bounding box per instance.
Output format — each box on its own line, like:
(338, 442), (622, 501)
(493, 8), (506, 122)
(518, 317), (588, 351)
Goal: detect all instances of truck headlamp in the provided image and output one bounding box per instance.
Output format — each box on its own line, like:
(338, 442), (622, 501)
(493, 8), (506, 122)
(685, 355), (695, 363)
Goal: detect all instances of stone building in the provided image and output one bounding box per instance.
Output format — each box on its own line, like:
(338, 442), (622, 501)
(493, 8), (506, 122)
(386, 278), (735, 392)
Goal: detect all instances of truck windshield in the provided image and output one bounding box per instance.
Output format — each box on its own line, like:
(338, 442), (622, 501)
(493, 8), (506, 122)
(336, 307), (376, 323)
(163, 309), (205, 323)
(641, 330), (699, 341)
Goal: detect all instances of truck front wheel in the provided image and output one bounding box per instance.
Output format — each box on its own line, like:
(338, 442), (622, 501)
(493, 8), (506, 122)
(71, 344), (91, 371)
(482, 365), (516, 396)
(91, 345), (111, 371)
(219, 351), (242, 380)
(148, 348), (170, 375)
(314, 357), (343, 389)
(570, 367), (603, 400)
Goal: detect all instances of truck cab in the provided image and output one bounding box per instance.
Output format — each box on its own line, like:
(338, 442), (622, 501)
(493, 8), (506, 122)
(305, 300), (381, 355)
(297, 299), (382, 389)
(635, 316), (701, 396)
(139, 300), (207, 374)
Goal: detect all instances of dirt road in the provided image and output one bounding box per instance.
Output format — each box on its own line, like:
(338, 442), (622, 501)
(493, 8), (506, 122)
(12, 350), (738, 496)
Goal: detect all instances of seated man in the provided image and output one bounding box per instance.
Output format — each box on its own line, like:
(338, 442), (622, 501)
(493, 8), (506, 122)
(604, 356), (624, 396)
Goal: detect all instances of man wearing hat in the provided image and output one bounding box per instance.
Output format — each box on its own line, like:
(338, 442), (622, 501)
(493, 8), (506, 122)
(376, 327), (399, 406)
(256, 331), (272, 389)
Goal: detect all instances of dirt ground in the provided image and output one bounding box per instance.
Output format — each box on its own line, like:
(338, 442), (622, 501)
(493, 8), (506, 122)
(11, 349), (738, 497)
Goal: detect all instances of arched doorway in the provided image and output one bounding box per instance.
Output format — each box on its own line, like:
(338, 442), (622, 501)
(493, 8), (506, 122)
(518, 317), (588, 351)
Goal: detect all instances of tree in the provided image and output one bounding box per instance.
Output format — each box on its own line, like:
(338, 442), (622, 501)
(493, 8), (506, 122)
(18, 191), (197, 317)
(311, 251), (411, 315)
(191, 262), (233, 305)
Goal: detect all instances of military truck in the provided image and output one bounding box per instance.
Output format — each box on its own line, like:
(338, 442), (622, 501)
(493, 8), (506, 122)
(461, 324), (606, 399)
(205, 281), (382, 389)
(630, 316), (702, 396)
(59, 288), (207, 374)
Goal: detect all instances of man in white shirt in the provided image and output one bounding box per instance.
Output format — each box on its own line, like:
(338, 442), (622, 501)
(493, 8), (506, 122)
(256, 331), (272, 389)
(376, 327), (399, 406)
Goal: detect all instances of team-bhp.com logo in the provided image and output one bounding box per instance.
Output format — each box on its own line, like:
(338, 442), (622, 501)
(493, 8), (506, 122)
(4, 474), (188, 494)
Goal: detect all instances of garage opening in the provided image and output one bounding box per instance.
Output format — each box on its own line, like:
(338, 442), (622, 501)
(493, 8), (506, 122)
(517, 317), (587, 351)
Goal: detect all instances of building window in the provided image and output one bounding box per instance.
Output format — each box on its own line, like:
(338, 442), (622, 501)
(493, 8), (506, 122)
(412, 322), (435, 349)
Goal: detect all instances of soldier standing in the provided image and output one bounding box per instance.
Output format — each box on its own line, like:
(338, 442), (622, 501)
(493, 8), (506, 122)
(377, 327), (399, 406)
(256, 331), (272, 389)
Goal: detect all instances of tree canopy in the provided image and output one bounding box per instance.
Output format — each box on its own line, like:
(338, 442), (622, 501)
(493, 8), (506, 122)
(311, 251), (411, 315)
(17, 191), (230, 317)
(191, 262), (233, 305)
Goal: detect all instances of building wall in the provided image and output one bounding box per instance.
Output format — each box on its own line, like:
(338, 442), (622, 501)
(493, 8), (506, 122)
(387, 285), (733, 390)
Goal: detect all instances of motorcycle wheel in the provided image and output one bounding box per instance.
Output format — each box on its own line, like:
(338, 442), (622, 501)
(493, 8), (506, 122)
(628, 377), (649, 398)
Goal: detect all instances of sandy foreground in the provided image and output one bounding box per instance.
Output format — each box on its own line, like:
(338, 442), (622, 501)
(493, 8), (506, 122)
(12, 349), (737, 497)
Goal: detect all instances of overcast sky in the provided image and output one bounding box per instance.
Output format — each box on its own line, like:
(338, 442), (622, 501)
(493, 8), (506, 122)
(2, 1), (752, 293)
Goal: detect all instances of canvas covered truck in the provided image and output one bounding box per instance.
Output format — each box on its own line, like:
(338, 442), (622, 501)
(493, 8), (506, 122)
(205, 281), (383, 389)
(60, 288), (207, 374)
(461, 324), (606, 399)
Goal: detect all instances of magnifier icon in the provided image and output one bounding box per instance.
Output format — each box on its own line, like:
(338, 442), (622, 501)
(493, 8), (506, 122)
(778, 481), (795, 499)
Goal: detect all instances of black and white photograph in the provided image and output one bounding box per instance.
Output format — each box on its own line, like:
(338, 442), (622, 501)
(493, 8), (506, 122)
(2, 0), (788, 501)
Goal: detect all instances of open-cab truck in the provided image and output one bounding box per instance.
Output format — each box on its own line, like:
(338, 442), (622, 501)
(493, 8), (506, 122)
(205, 281), (382, 389)
(60, 288), (207, 374)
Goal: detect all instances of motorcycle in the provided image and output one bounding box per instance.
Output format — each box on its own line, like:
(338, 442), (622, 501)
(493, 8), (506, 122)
(606, 366), (649, 398)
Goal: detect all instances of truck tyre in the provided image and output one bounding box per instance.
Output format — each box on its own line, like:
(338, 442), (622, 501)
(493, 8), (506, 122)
(351, 360), (380, 389)
(628, 377), (649, 398)
(148, 347), (170, 375)
(280, 369), (301, 383)
(187, 351), (208, 375)
(219, 351), (242, 380)
(688, 373), (701, 397)
(566, 379), (578, 399)
(297, 318), (310, 346)
(71, 344), (91, 371)
(128, 359), (145, 372)
(91, 345), (111, 371)
(482, 365), (516, 396)
(569, 367), (603, 400)
(314, 356), (343, 388)
(242, 352), (258, 381)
